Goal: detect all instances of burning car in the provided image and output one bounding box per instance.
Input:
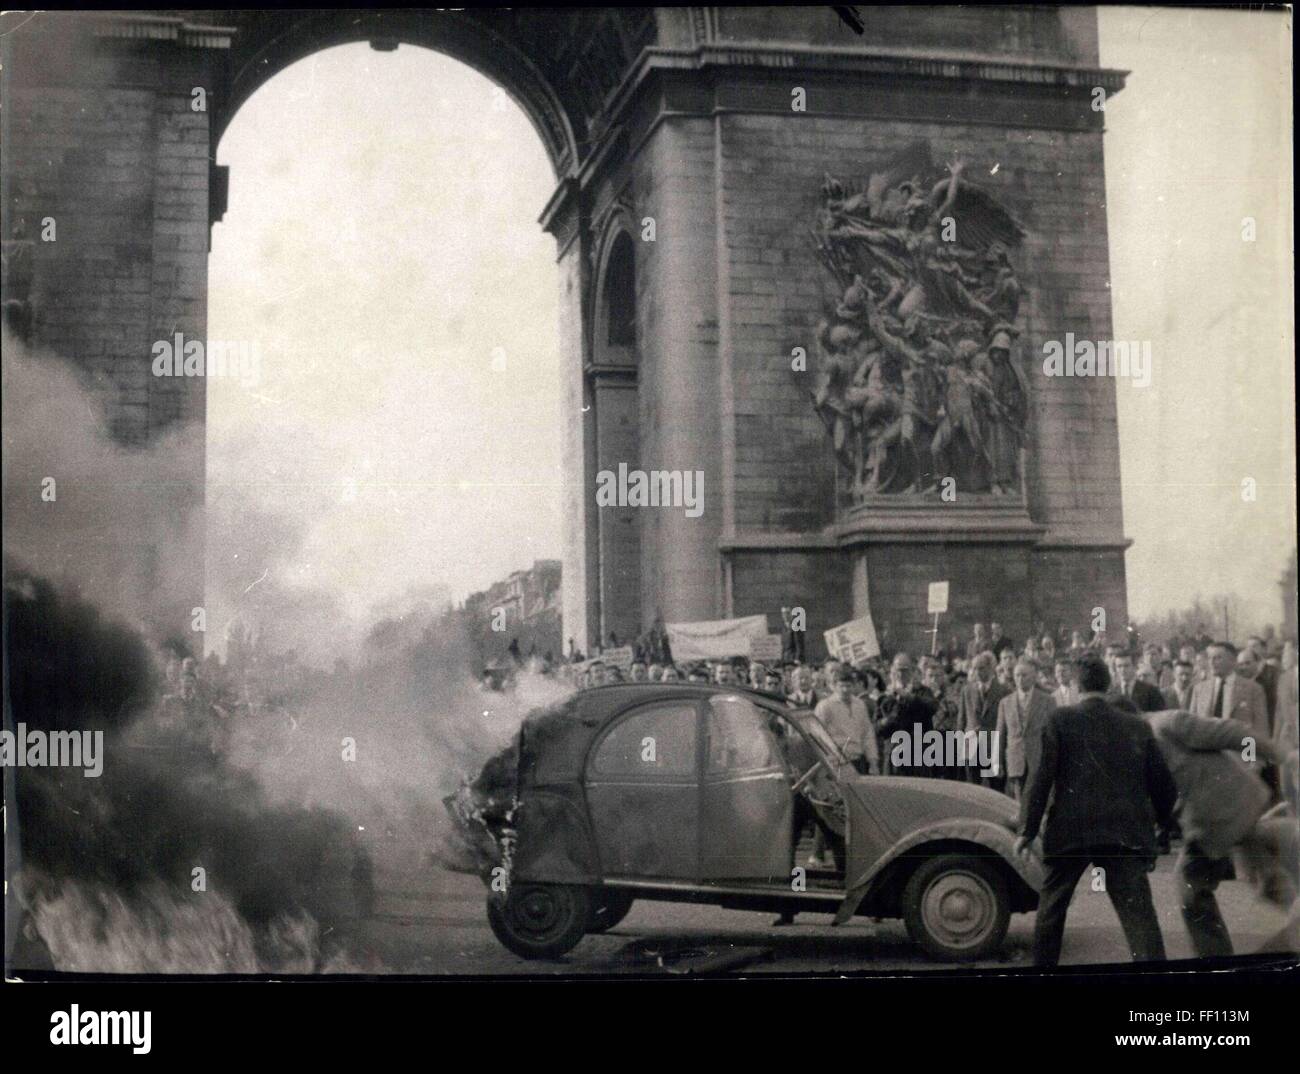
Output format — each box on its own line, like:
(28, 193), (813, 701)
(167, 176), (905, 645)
(443, 683), (1042, 962)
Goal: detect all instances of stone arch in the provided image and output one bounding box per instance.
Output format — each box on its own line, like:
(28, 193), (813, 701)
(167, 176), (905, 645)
(215, 10), (580, 177)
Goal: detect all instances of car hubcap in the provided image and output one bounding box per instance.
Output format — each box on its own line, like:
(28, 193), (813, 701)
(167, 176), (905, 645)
(921, 871), (995, 948)
(512, 888), (564, 937)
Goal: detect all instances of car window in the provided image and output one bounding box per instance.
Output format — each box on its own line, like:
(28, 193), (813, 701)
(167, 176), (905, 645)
(589, 701), (697, 778)
(796, 713), (846, 762)
(706, 695), (781, 774)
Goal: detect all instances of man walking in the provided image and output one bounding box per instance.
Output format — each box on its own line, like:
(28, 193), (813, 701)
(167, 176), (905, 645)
(1139, 707), (1290, 957)
(1016, 654), (1178, 967)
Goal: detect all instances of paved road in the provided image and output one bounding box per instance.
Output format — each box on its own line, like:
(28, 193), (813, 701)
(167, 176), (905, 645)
(338, 842), (1294, 974)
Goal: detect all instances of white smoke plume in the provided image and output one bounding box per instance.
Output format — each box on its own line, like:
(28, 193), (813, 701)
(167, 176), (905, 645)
(3, 330), (571, 972)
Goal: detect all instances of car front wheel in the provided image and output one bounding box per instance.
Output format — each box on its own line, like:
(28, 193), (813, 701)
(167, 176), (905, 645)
(902, 854), (1010, 962)
(487, 883), (592, 960)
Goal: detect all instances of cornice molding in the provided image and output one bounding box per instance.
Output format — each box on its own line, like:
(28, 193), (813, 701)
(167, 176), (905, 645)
(91, 13), (234, 50)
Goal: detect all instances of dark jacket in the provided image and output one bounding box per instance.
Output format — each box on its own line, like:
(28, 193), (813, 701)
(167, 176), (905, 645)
(1109, 679), (1166, 713)
(1255, 663), (1279, 726)
(875, 686), (937, 739)
(1020, 695), (1178, 858)
(959, 678), (1009, 734)
(990, 634), (1015, 658)
(875, 687), (938, 776)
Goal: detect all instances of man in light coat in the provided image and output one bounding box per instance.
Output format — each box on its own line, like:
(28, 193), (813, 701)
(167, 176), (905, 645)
(1141, 708), (1292, 957)
(1190, 642), (1270, 748)
(994, 657), (1054, 799)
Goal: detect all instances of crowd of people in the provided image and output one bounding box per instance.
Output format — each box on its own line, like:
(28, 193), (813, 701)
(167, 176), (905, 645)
(535, 623), (1297, 789)
(522, 618), (1300, 961)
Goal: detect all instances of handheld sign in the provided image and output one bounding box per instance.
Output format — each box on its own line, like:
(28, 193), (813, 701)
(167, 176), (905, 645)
(927, 581), (949, 615)
(926, 581), (949, 656)
(823, 614), (880, 664)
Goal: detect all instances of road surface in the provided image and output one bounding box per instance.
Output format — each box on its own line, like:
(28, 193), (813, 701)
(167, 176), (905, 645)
(338, 838), (1295, 974)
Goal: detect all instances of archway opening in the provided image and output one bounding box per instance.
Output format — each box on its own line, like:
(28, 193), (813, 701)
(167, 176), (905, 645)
(206, 43), (563, 670)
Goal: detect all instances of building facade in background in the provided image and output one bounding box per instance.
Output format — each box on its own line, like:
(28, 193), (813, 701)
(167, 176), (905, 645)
(462, 559), (562, 666)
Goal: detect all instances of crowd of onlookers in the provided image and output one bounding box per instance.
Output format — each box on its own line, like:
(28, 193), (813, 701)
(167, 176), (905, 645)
(534, 621), (1300, 961)
(481, 621), (1298, 807)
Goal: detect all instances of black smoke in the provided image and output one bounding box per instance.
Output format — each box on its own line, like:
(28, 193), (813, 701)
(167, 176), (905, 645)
(4, 568), (373, 971)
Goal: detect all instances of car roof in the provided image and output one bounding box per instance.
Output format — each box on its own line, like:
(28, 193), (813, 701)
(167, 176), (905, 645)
(578, 681), (792, 703)
(521, 683), (813, 785)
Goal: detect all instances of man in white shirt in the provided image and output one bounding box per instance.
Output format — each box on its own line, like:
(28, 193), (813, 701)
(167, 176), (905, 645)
(814, 668), (878, 776)
(1051, 655), (1078, 709)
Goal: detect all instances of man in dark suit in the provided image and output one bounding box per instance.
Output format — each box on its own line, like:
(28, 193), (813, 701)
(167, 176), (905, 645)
(1017, 654), (1178, 966)
(1110, 650), (1166, 713)
(958, 650), (1009, 790)
(874, 652), (937, 776)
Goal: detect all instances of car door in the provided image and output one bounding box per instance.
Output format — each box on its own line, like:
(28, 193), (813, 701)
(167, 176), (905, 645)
(584, 697), (700, 880)
(699, 694), (794, 882)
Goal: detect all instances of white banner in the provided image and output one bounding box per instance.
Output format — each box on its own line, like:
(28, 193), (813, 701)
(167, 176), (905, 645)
(824, 614), (881, 664)
(666, 615), (770, 662)
(748, 634), (784, 662)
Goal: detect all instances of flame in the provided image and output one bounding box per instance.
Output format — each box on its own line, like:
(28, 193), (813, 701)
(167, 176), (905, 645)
(30, 883), (373, 974)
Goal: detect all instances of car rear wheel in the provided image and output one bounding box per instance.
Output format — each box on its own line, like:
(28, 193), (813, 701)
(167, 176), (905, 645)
(487, 883), (592, 960)
(587, 890), (635, 933)
(902, 854), (1010, 962)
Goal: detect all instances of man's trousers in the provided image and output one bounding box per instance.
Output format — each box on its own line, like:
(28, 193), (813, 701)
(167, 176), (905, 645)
(1034, 846), (1166, 966)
